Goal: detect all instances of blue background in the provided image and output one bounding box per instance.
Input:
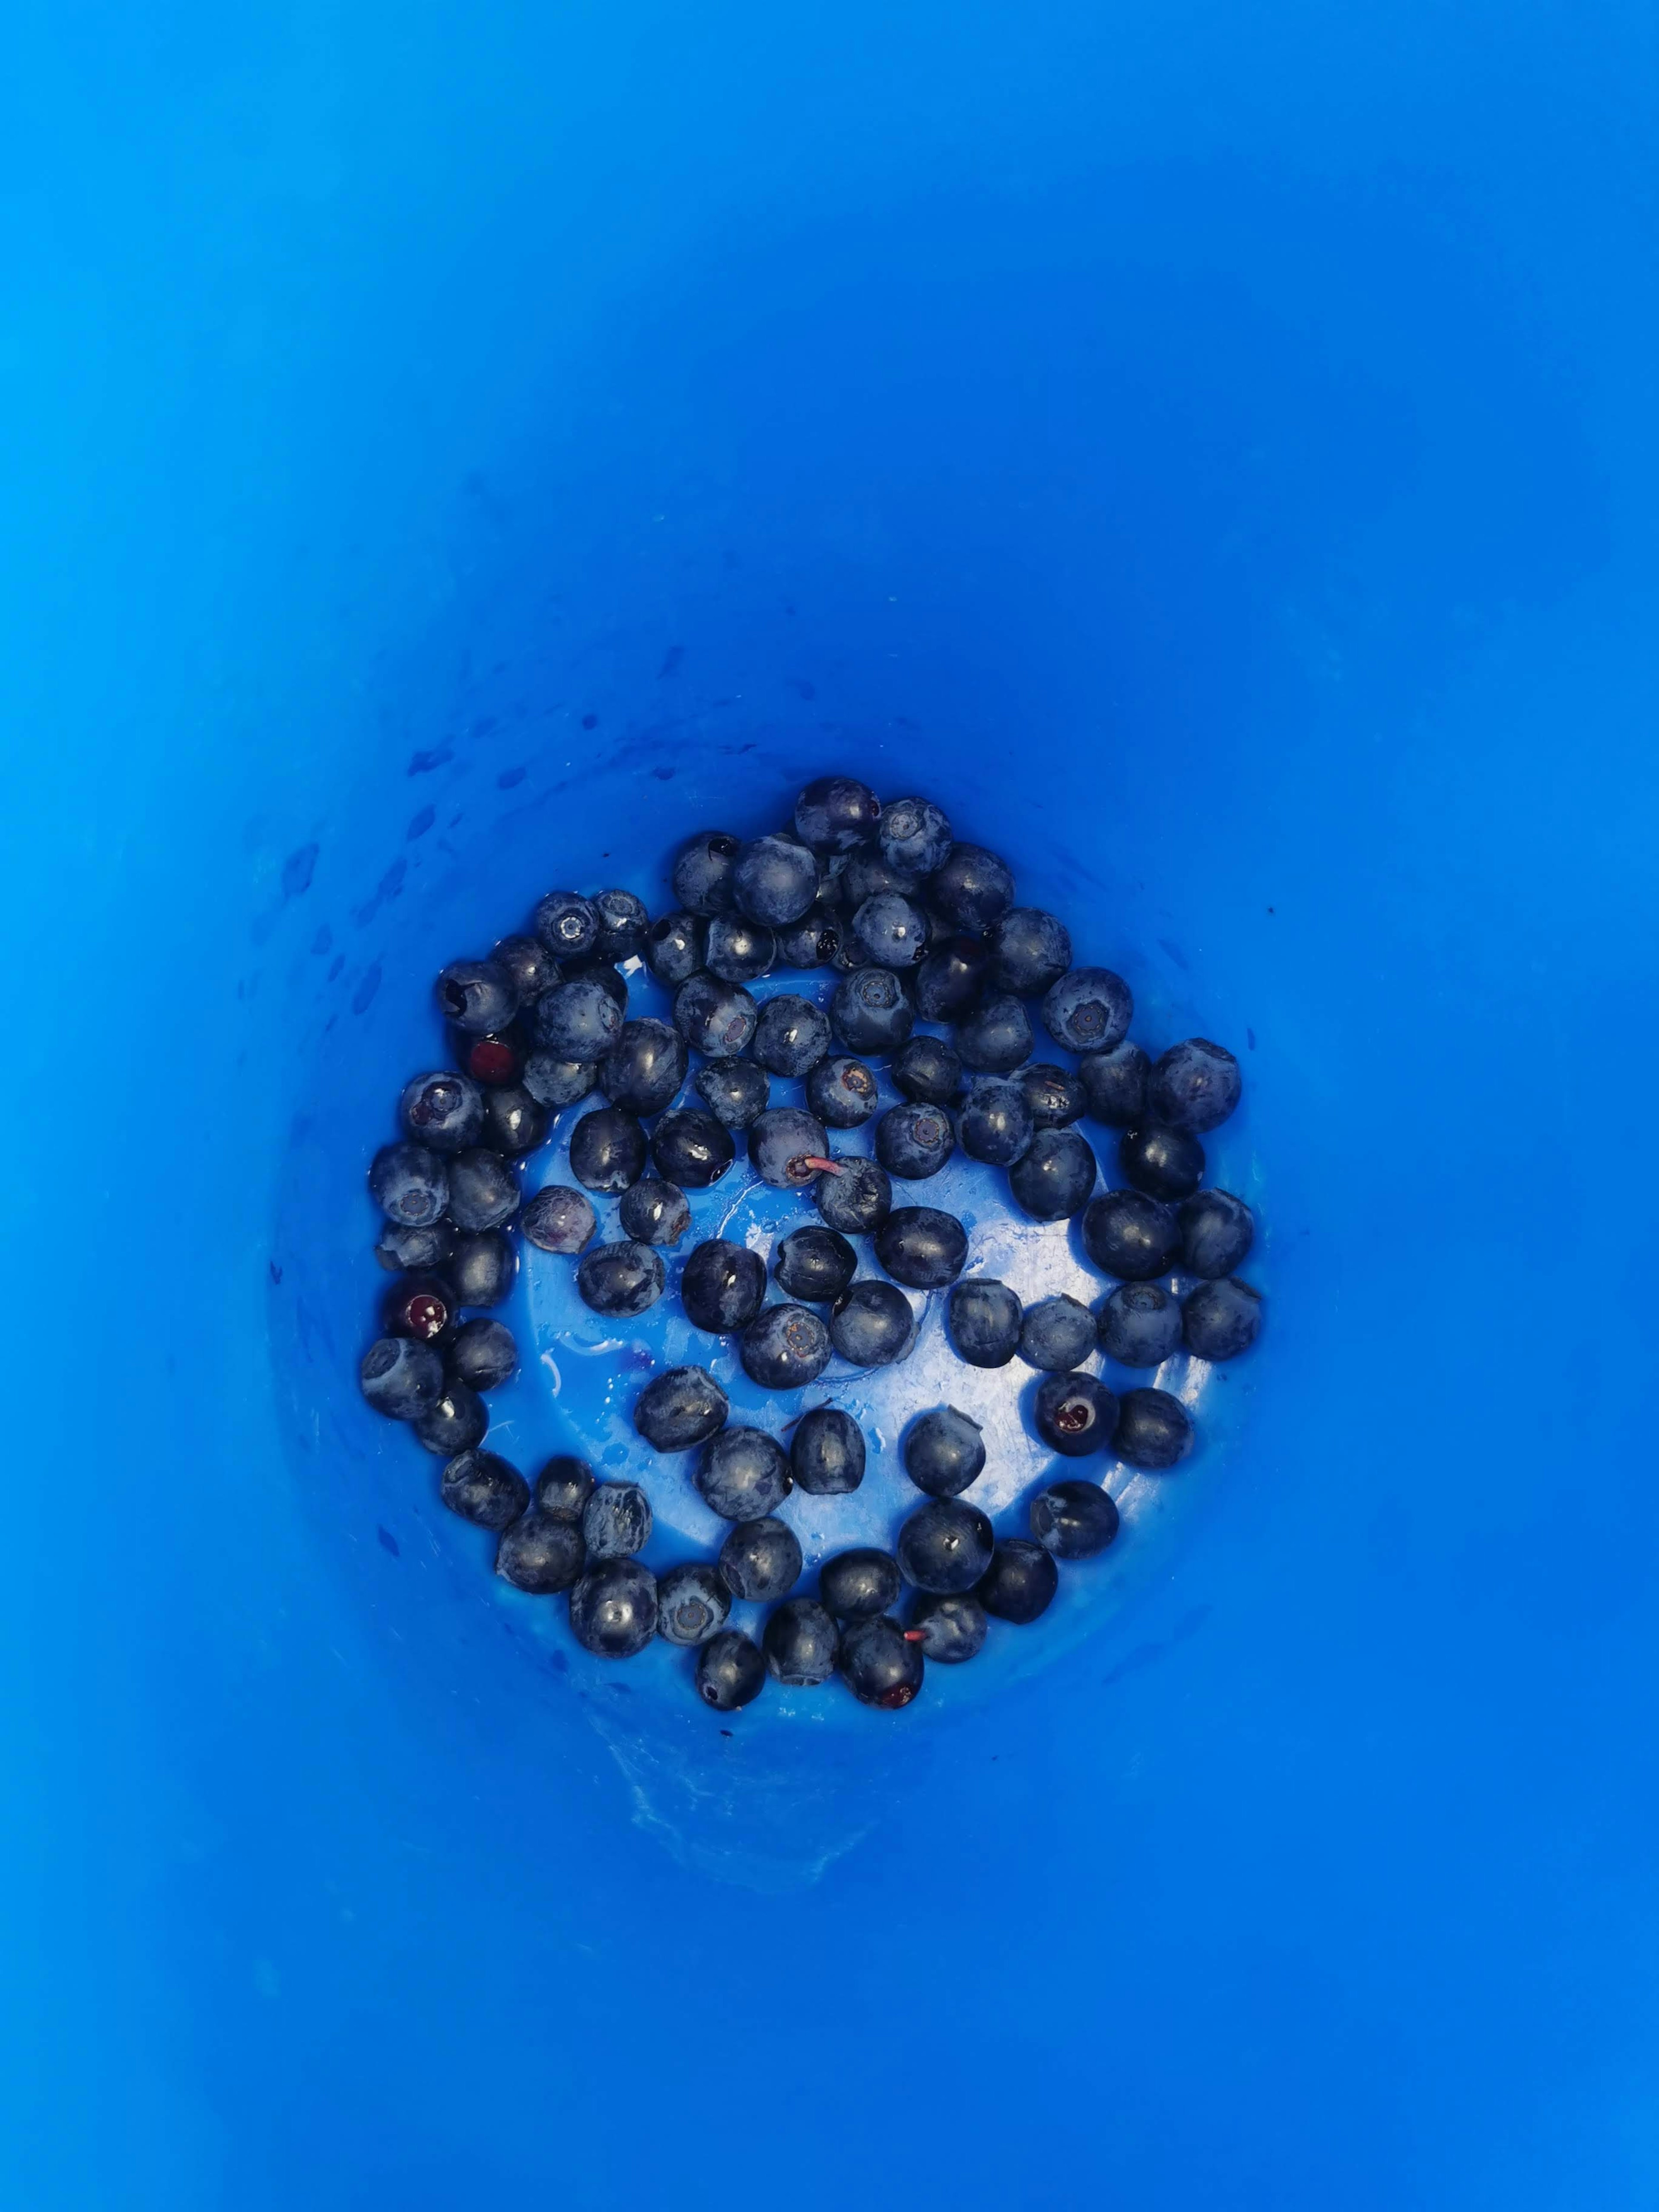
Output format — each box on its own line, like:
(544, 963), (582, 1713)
(4, 2), (1657, 2205)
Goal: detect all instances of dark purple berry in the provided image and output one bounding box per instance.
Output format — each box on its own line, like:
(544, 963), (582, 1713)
(435, 958), (519, 1035)
(520, 1184), (597, 1253)
(1030, 1479), (1120, 1560)
(764, 1599), (841, 1685)
(495, 1507), (585, 1593)
(1033, 1371), (1119, 1457)
(359, 1336), (444, 1420)
(439, 1448), (529, 1529)
(897, 1498), (994, 1594)
(1082, 1190), (1181, 1280)
(718, 1516), (803, 1601)
(839, 1615), (924, 1709)
(1007, 1127), (1097, 1220)
(789, 1406), (866, 1495)
(819, 1548), (902, 1619)
(446, 1147), (521, 1233)
(1147, 1039), (1241, 1134)
(1178, 1189), (1255, 1278)
(1114, 1387), (1194, 1469)
(807, 1055), (878, 1128)
(656, 1562), (731, 1646)
(673, 830), (741, 916)
(651, 1108), (735, 1189)
(633, 1367), (729, 1452)
(569, 1106), (647, 1193)
(449, 1316), (516, 1390)
(400, 1070), (485, 1153)
(369, 1142), (448, 1227)
(1120, 1123), (1205, 1202)
(978, 1538), (1058, 1624)
(570, 1559), (657, 1656)
(681, 1239), (767, 1333)
(1097, 1282), (1182, 1367)
(906, 1592), (986, 1663)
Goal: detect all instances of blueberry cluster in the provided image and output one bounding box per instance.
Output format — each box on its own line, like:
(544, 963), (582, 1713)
(358, 775), (1264, 1713)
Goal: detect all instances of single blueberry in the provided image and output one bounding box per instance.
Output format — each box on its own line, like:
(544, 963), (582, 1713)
(582, 1481), (653, 1559)
(534, 1456), (596, 1519)
(902, 1406), (986, 1497)
(655, 1562), (731, 1646)
(375, 1218), (455, 1272)
(987, 907), (1072, 997)
(748, 1106), (832, 1190)
(892, 1036), (963, 1105)
(575, 1239), (665, 1318)
(520, 1183), (597, 1254)
(696, 1426), (793, 1519)
(733, 834), (819, 926)
(790, 1406), (867, 1495)
(618, 1177), (691, 1246)
(1042, 966), (1133, 1054)
(632, 1366), (727, 1452)
(777, 896), (849, 971)
(705, 912), (777, 984)
(448, 1316), (517, 1390)
(955, 992), (1033, 1074)
(853, 891), (929, 969)
(1007, 1126), (1097, 1220)
(448, 1230), (515, 1306)
(1033, 1371), (1119, 1458)
(451, 1025), (528, 1089)
(928, 843), (1014, 931)
(570, 1558), (658, 1657)
(978, 1539), (1058, 1624)
(947, 1278), (1022, 1367)
(435, 958), (520, 1036)
(1030, 1478), (1120, 1560)
(897, 1498), (995, 1594)
(1120, 1123), (1205, 1201)
(1097, 1282), (1183, 1367)
(913, 934), (990, 1021)
(763, 1598), (841, 1685)
(1179, 1189), (1255, 1278)
(413, 1376), (488, 1457)
(645, 909), (708, 985)
(875, 1101), (955, 1180)
(906, 1592), (987, 1664)
(1020, 1064), (1086, 1129)
(1182, 1277), (1263, 1360)
(829, 1278), (915, 1365)
(481, 1084), (548, 1157)
(599, 1018), (689, 1115)
(495, 1506), (585, 1593)
(753, 994), (832, 1078)
(1148, 1038), (1242, 1134)
(569, 1105), (648, 1193)
(807, 1055), (878, 1128)
(815, 1157), (893, 1233)
(439, 1448), (529, 1529)
(592, 888), (650, 963)
(1114, 1387), (1195, 1469)
(696, 1628), (767, 1710)
(561, 956), (629, 1010)
(718, 1516), (804, 1601)
(1019, 1294), (1097, 1371)
(693, 1056), (770, 1129)
(878, 795), (953, 877)
(369, 1142), (448, 1227)
(531, 890), (599, 960)
(741, 1303), (833, 1389)
(673, 830), (741, 916)
(830, 966), (915, 1054)
(359, 1336), (445, 1421)
(1082, 1189), (1182, 1280)
(380, 1270), (457, 1345)
(819, 1548), (903, 1619)
(680, 1239), (767, 1333)
(446, 1147), (521, 1233)
(521, 1052), (597, 1110)
(794, 774), (882, 854)
(874, 1205), (967, 1289)
(839, 1615), (925, 1709)
(958, 1076), (1035, 1167)
(534, 978), (623, 1060)
(400, 1070), (485, 1154)
(673, 973), (759, 1057)
(1079, 1040), (1150, 1128)
(651, 1108), (736, 1189)
(492, 933), (561, 1004)
(839, 844), (921, 909)
(773, 1225), (858, 1304)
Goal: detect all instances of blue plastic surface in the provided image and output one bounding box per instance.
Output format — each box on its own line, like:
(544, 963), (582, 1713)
(5, 3), (1658, 2206)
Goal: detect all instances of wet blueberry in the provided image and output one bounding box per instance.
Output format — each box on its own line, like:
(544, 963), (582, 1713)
(534, 1456), (596, 1519)
(673, 973), (759, 1057)
(400, 1070), (485, 1154)
(839, 1615), (924, 1708)
(875, 1101), (955, 1180)
(533, 978), (623, 1060)
(1042, 967), (1132, 1054)
(1082, 1189), (1181, 1280)
(928, 843), (1014, 931)
(561, 956), (629, 1011)
(673, 830), (741, 916)
(987, 907), (1072, 997)
(435, 958), (520, 1036)
(830, 966), (915, 1054)
(777, 896), (849, 971)
(651, 1108), (735, 1190)
(495, 1506), (585, 1593)
(874, 1205), (967, 1289)
(375, 1218), (455, 1272)
(1033, 1372), (1119, 1457)
(359, 1336), (444, 1420)
(748, 1106), (832, 1190)
(764, 1598), (841, 1685)
(892, 1036), (963, 1105)
(815, 1157), (893, 1233)
(807, 1055), (878, 1128)
(1079, 1041), (1149, 1128)
(439, 1448), (530, 1529)
(448, 1230), (515, 1306)
(1114, 1387), (1194, 1469)
(753, 994), (832, 1077)
(447, 1147), (521, 1232)
(521, 1052), (597, 1110)
(1179, 1189), (1255, 1278)
(696, 1426), (793, 1519)
(592, 888), (650, 964)
(645, 909), (708, 985)
(1030, 1478), (1120, 1560)
(958, 1076), (1035, 1166)
(1097, 1281), (1182, 1367)
(635, 1365), (729, 1451)
(481, 1084), (548, 1157)
(531, 890), (599, 960)
(829, 1279), (915, 1365)
(599, 1018), (689, 1115)
(655, 1562), (731, 1646)
(520, 1183), (597, 1253)
(853, 892), (929, 969)
(838, 844), (921, 909)
(380, 1270), (457, 1345)
(569, 1105), (648, 1192)
(451, 1026), (528, 1088)
(878, 795), (953, 878)
(955, 992), (1033, 1074)
(706, 913), (777, 984)
(1020, 1064), (1086, 1129)
(681, 1239), (767, 1333)
(1019, 1294), (1097, 1371)
(914, 934), (990, 1021)
(582, 1481), (652, 1559)
(1148, 1038), (1241, 1134)
(570, 1558), (658, 1657)
(790, 1406), (867, 1494)
(820, 1548), (903, 1619)
(978, 1539), (1058, 1624)
(906, 1592), (987, 1663)
(734, 834), (818, 926)
(619, 1177), (691, 1246)
(902, 1406), (985, 1497)
(741, 1303), (832, 1389)
(369, 1142), (448, 1227)
(1183, 1277), (1263, 1360)
(773, 1225), (858, 1304)
(492, 933), (561, 1004)
(1007, 1127), (1097, 1220)
(696, 1628), (766, 1710)
(794, 774), (882, 853)
(693, 1056), (770, 1129)
(449, 1316), (517, 1390)
(575, 1239), (665, 1318)
(948, 1278), (1022, 1367)
(1121, 1123), (1205, 1202)
(413, 1375), (488, 1457)
(898, 1498), (995, 1594)
(718, 1516), (803, 1601)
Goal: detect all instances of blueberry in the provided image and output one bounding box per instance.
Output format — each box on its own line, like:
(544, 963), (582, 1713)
(449, 1316), (517, 1390)
(359, 1336), (444, 1420)
(874, 1205), (966, 1289)
(495, 1507), (585, 1593)
(1033, 1372), (1119, 1457)
(987, 907), (1072, 997)
(741, 1303), (832, 1389)
(1030, 1478), (1120, 1560)
(790, 1406), (867, 1494)
(655, 1562), (731, 1646)
(481, 1085), (549, 1157)
(562, 956), (629, 1011)
(748, 1106), (832, 1190)
(1042, 968), (1132, 1054)
(1007, 1127), (1097, 1220)
(375, 1218), (455, 1272)
(1020, 1064), (1086, 1129)
(651, 1108), (735, 1189)
(830, 966), (915, 1054)
(875, 1101), (955, 1180)
(448, 1230), (515, 1306)
(978, 1538), (1058, 1624)
(948, 1278), (1022, 1367)
(492, 933), (561, 1003)
(400, 1070), (485, 1154)
(734, 834), (819, 926)
(839, 1615), (924, 1709)
(778, 897), (849, 970)
(1082, 1189), (1181, 1280)
(1183, 1277), (1263, 1360)
(1114, 1387), (1195, 1469)
(753, 994), (832, 1078)
(1120, 1123), (1205, 1202)
(897, 1498), (995, 1594)
(447, 1147), (521, 1232)
(592, 888), (650, 963)
(619, 1177), (690, 1246)
(569, 1105), (648, 1193)
(696, 1426), (793, 1519)
(695, 1628), (766, 1710)
(794, 775), (882, 853)
(599, 1018), (688, 1115)
(815, 1157), (893, 1233)
(645, 910), (708, 985)
(451, 1027), (528, 1088)
(570, 1558), (658, 1657)
(435, 958), (520, 1036)
(439, 1448), (530, 1529)
(582, 1481), (653, 1559)
(680, 1239), (766, 1333)
(764, 1599), (841, 1685)
(673, 973), (759, 1057)
(807, 1055), (878, 1128)
(1097, 1282), (1182, 1367)
(576, 1239), (665, 1318)
(706, 913), (777, 984)
(381, 1270), (458, 1345)
(534, 978), (623, 1060)
(521, 1183), (597, 1253)
(532, 890), (599, 960)
(693, 1057), (770, 1130)
(1019, 1294), (1097, 1371)
(369, 1142), (448, 1227)
(773, 1225), (858, 1304)
(955, 992), (1033, 1074)
(928, 843), (1014, 931)
(892, 1036), (962, 1105)
(1148, 1038), (1241, 1134)
(878, 795), (953, 877)
(413, 1376), (488, 1456)
(902, 1406), (985, 1497)
(673, 830), (741, 916)
(534, 1456), (596, 1519)
(829, 1279), (915, 1365)
(521, 1052), (597, 1110)
(718, 1516), (803, 1601)
(906, 1592), (987, 1663)
(839, 844), (921, 909)
(1179, 1189), (1255, 1278)
(853, 892), (929, 969)
(1079, 1041), (1149, 1128)
(958, 1076), (1035, 1166)
(913, 934), (990, 1021)
(820, 1548), (903, 1618)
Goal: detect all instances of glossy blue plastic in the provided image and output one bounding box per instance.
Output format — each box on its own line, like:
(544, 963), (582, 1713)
(6, 3), (1658, 2206)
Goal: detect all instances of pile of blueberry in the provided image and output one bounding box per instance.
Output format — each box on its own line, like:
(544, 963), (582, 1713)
(358, 776), (1262, 1713)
